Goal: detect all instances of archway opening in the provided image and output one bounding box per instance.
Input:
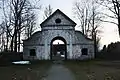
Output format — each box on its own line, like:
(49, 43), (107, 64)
(50, 36), (67, 60)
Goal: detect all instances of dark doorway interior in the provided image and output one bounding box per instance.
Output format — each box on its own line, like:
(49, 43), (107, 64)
(50, 36), (67, 60)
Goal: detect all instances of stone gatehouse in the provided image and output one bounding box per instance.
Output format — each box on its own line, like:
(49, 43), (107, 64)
(23, 9), (94, 60)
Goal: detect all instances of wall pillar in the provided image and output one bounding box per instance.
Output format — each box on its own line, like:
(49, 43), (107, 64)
(69, 35), (72, 59)
(44, 39), (48, 59)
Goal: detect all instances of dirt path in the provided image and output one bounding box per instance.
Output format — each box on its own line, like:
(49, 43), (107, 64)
(43, 62), (75, 80)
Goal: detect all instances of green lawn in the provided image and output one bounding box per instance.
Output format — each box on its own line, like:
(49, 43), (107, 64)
(0, 60), (52, 80)
(64, 60), (120, 80)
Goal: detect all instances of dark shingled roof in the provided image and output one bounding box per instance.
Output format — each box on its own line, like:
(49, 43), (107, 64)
(75, 31), (93, 41)
(23, 31), (42, 41)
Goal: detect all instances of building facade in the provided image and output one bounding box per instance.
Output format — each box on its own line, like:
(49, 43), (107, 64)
(23, 9), (94, 60)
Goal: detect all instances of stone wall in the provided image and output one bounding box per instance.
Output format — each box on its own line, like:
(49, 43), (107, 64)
(23, 29), (94, 60)
(23, 9), (94, 60)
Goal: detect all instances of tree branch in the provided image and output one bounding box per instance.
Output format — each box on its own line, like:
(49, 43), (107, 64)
(99, 19), (118, 25)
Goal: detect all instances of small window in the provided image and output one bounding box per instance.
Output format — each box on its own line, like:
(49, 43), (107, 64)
(30, 49), (36, 56)
(81, 48), (88, 55)
(55, 18), (61, 23)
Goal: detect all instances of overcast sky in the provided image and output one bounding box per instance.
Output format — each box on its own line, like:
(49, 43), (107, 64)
(37, 0), (120, 48)
(0, 0), (118, 48)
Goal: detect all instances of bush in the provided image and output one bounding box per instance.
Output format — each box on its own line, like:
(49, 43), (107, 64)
(0, 51), (23, 66)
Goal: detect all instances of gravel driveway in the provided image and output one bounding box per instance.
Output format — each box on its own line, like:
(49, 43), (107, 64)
(43, 62), (75, 80)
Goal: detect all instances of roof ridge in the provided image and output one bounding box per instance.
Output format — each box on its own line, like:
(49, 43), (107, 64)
(40, 9), (76, 27)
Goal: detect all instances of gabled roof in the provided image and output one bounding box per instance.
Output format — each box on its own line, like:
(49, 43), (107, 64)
(40, 9), (76, 27)
(75, 31), (93, 41)
(23, 31), (42, 41)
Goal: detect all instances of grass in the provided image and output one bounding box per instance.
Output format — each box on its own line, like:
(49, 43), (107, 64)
(64, 60), (120, 80)
(0, 60), (52, 80)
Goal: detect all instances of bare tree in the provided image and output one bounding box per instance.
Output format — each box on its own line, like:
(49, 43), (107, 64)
(24, 11), (36, 39)
(0, 0), (41, 52)
(43, 4), (53, 20)
(97, 0), (120, 36)
(0, 0), (13, 51)
(74, 1), (90, 36)
(0, 22), (6, 52)
(73, 0), (103, 55)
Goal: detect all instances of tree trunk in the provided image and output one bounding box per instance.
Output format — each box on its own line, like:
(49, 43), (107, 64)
(94, 33), (97, 58)
(18, 16), (21, 52)
(6, 25), (9, 51)
(10, 35), (14, 52)
(18, 31), (20, 52)
(14, 20), (17, 52)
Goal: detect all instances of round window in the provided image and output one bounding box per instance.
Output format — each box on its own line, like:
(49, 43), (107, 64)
(55, 18), (61, 23)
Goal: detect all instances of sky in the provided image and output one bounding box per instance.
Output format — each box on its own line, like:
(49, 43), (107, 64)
(37, 0), (120, 48)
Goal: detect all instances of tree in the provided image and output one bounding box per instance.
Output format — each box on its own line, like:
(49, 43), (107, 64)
(100, 42), (120, 60)
(97, 0), (120, 36)
(0, 0), (41, 52)
(43, 4), (53, 20)
(73, 0), (103, 56)
(73, 1), (89, 36)
(0, 22), (6, 52)
(24, 12), (36, 39)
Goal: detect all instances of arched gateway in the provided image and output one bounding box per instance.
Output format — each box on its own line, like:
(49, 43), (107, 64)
(23, 9), (94, 60)
(50, 36), (67, 60)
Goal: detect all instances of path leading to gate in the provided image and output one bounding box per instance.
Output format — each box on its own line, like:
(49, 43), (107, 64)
(43, 61), (75, 80)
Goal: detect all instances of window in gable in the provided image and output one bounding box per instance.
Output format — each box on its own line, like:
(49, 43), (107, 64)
(55, 18), (61, 23)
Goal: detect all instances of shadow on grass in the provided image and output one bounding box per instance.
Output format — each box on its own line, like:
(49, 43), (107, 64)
(63, 60), (120, 80)
(0, 60), (52, 80)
